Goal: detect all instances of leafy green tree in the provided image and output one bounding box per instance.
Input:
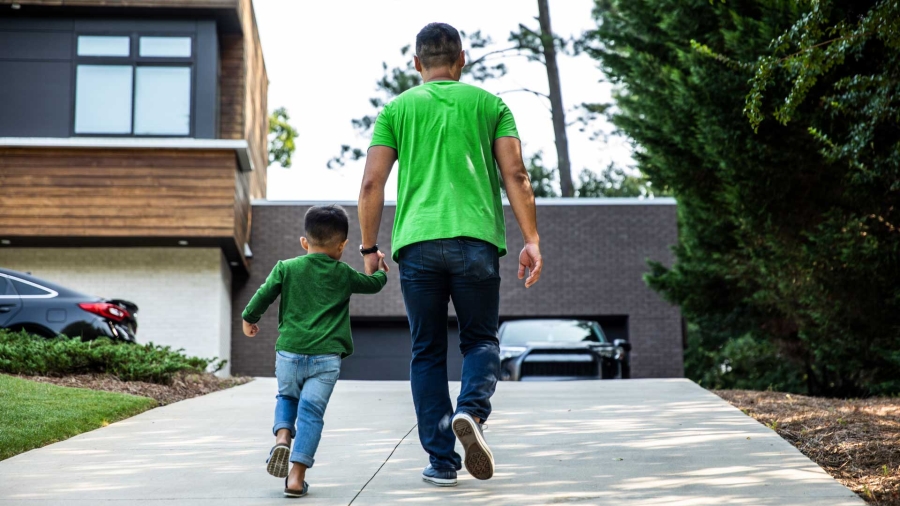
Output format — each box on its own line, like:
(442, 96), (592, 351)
(586, 0), (900, 396)
(268, 107), (298, 168)
(525, 152), (560, 198)
(576, 164), (667, 198)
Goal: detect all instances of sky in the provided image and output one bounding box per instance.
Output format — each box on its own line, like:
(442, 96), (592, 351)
(253, 0), (632, 201)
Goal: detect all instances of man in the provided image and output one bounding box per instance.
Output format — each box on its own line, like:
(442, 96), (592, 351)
(358, 22), (542, 487)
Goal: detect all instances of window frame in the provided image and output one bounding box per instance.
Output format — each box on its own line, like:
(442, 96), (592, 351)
(70, 31), (197, 138)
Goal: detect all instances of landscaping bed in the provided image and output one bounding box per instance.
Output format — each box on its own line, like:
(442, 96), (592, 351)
(20, 372), (252, 406)
(716, 389), (900, 505)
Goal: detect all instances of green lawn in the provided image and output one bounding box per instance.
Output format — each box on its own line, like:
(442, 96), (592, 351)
(0, 374), (157, 460)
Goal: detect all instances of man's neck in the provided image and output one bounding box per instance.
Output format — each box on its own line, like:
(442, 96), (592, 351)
(422, 67), (460, 83)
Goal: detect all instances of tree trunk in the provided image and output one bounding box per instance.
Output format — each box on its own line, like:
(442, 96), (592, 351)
(537, 0), (574, 197)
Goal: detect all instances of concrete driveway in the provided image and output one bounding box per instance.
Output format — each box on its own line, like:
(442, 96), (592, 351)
(0, 379), (862, 505)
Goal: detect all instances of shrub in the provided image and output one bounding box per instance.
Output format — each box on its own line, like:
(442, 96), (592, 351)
(685, 328), (807, 394)
(0, 329), (225, 385)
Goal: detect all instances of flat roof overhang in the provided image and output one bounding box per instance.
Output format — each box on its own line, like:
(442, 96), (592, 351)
(0, 137), (254, 172)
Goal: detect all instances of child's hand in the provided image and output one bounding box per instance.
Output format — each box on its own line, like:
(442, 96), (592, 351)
(243, 320), (260, 337)
(377, 251), (389, 272)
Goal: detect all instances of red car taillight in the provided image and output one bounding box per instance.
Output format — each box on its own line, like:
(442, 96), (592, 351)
(78, 302), (130, 322)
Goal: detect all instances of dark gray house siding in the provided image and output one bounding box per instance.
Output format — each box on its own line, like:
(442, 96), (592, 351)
(232, 200), (683, 380)
(0, 16), (218, 138)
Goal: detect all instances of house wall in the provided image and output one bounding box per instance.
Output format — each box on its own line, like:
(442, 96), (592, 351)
(232, 200), (683, 379)
(0, 147), (247, 262)
(0, 247), (233, 376)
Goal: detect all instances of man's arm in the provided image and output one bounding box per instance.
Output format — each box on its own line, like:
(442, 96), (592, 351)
(494, 136), (543, 288)
(359, 145), (398, 274)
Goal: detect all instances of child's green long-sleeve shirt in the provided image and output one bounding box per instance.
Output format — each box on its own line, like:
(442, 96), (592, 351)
(241, 253), (387, 358)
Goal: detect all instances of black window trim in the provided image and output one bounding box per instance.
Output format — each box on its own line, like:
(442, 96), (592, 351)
(70, 31), (197, 138)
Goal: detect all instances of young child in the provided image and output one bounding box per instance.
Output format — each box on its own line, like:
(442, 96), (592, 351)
(241, 204), (388, 498)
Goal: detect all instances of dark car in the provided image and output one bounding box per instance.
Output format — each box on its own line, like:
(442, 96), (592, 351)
(0, 268), (138, 342)
(498, 319), (631, 381)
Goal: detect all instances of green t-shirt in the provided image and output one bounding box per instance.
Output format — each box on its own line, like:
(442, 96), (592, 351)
(370, 80), (519, 261)
(241, 254), (387, 358)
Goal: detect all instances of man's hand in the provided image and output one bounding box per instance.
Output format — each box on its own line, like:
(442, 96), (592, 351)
(518, 242), (543, 288)
(242, 320), (259, 337)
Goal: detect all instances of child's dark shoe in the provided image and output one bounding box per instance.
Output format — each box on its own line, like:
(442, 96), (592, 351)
(266, 444), (290, 478)
(284, 477), (308, 498)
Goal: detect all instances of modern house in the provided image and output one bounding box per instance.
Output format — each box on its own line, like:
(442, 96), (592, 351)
(0, 0), (268, 375)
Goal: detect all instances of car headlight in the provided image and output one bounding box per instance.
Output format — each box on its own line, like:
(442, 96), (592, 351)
(499, 346), (527, 361)
(614, 346), (626, 361)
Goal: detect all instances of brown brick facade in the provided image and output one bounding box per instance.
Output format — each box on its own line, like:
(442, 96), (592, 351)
(231, 200), (683, 379)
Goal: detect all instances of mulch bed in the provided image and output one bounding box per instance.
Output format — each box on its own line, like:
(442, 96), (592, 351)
(715, 389), (900, 505)
(19, 373), (253, 406)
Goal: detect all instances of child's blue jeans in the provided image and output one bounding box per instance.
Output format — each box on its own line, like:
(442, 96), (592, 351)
(272, 350), (341, 468)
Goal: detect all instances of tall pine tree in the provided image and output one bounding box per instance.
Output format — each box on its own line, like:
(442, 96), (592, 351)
(585, 0), (900, 396)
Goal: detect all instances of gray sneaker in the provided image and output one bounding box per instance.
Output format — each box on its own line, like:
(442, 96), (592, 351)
(422, 464), (458, 487)
(451, 412), (494, 480)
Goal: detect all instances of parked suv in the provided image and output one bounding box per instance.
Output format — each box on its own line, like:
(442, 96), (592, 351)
(0, 268), (138, 342)
(498, 319), (631, 381)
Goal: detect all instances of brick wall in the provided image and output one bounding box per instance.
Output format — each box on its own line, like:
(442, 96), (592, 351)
(0, 247), (233, 376)
(232, 200), (683, 378)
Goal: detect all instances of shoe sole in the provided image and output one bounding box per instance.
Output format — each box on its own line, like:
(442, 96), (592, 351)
(283, 490), (307, 498)
(267, 446), (290, 478)
(422, 476), (458, 487)
(452, 416), (494, 480)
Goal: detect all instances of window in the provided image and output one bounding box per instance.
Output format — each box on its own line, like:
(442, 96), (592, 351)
(0, 277), (12, 298)
(9, 278), (56, 298)
(73, 35), (193, 136)
(139, 36), (191, 57)
(77, 36), (130, 57)
(134, 67), (191, 135)
(74, 65), (133, 134)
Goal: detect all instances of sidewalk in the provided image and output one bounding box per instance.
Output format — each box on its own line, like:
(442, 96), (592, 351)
(0, 379), (862, 505)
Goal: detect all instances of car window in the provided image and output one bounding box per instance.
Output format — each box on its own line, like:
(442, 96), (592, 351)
(10, 278), (54, 298)
(0, 277), (15, 297)
(501, 320), (606, 346)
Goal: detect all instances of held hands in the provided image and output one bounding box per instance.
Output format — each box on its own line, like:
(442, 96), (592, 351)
(242, 320), (260, 337)
(364, 251), (390, 275)
(518, 242), (543, 288)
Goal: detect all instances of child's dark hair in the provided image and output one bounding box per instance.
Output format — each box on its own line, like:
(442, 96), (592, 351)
(304, 205), (349, 246)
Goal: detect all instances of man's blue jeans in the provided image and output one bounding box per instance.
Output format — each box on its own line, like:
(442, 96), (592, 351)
(272, 351), (341, 468)
(398, 238), (501, 471)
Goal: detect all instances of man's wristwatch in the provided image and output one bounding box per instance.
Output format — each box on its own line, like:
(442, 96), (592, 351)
(359, 244), (379, 256)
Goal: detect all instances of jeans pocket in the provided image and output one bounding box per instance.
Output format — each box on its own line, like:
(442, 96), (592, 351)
(398, 243), (423, 281)
(275, 354), (299, 395)
(313, 355), (341, 384)
(461, 239), (499, 281)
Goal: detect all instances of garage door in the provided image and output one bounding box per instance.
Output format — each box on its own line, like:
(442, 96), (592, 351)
(344, 316), (629, 381)
(344, 320), (462, 380)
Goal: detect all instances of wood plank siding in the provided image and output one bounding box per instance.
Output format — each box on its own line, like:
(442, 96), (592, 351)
(240, 0), (268, 199)
(219, 34), (245, 142)
(0, 148), (249, 267)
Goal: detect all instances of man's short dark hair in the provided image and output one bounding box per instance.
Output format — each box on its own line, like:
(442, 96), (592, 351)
(416, 23), (462, 69)
(304, 205), (349, 246)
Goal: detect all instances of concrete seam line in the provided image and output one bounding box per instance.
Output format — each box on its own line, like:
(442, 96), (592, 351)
(347, 423), (418, 506)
